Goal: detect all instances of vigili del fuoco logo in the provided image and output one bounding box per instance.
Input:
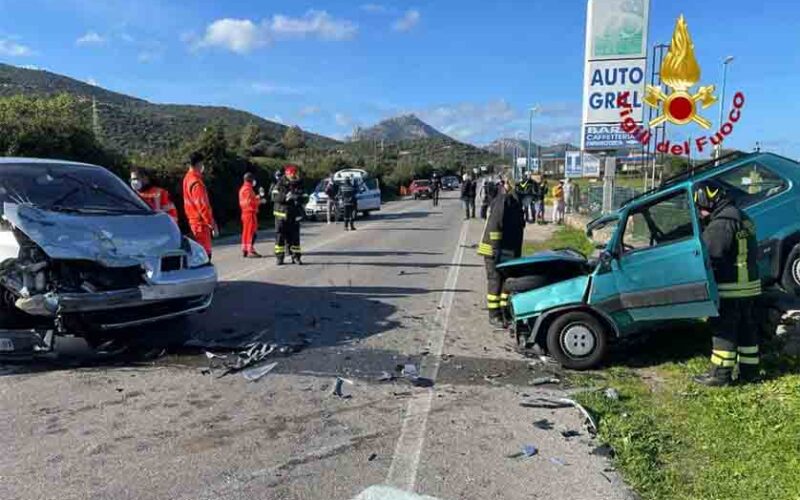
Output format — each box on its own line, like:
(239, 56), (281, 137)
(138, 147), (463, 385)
(618, 15), (745, 156)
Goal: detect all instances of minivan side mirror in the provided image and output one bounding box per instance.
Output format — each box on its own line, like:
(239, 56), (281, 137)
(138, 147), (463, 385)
(599, 250), (614, 266)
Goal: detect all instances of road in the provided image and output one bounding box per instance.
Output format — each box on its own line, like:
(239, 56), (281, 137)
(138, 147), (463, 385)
(0, 191), (633, 500)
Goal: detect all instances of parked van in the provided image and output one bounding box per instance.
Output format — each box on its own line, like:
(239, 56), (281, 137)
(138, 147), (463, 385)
(305, 168), (381, 220)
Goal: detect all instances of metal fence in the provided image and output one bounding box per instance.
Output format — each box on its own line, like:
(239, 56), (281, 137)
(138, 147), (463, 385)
(581, 186), (643, 219)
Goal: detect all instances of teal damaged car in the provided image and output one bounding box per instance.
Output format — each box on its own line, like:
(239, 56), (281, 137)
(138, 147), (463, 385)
(503, 152), (800, 369)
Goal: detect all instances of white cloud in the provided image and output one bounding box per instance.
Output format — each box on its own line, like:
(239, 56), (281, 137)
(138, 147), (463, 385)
(416, 100), (518, 141)
(335, 113), (352, 127)
(193, 11), (357, 53)
(268, 114), (284, 123)
(86, 77), (99, 86)
(250, 82), (304, 95)
(76, 31), (107, 46)
(268, 10), (357, 41)
(298, 105), (321, 117)
(20, 64), (40, 70)
(0, 39), (33, 57)
(361, 3), (388, 13)
(195, 18), (265, 54)
(392, 9), (420, 32)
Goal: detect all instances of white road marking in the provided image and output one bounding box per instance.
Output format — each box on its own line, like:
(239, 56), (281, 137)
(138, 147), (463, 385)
(386, 220), (469, 491)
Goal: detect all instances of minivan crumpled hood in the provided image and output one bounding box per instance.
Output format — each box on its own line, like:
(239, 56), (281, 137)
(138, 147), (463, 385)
(3, 203), (181, 267)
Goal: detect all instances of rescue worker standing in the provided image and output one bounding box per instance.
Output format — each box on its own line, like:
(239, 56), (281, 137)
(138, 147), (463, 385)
(477, 177), (525, 328)
(431, 173), (442, 207)
(480, 176), (499, 219)
(239, 172), (266, 258)
(693, 180), (762, 386)
(516, 174), (534, 223)
(339, 176), (357, 231)
(182, 152), (218, 259)
(460, 174), (476, 219)
(130, 166), (178, 225)
(273, 164), (307, 265)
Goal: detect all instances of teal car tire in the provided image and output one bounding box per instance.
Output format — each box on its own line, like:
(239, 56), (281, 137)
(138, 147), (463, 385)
(546, 311), (608, 370)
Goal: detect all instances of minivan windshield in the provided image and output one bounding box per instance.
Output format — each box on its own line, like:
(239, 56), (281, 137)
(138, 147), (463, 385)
(0, 162), (151, 215)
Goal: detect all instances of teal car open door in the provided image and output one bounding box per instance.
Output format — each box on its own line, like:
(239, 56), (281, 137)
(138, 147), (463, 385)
(589, 186), (719, 331)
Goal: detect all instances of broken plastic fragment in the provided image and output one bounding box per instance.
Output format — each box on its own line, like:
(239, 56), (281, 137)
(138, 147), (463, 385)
(561, 430), (581, 438)
(530, 376), (561, 386)
(533, 419), (554, 430)
(522, 445), (538, 457)
(242, 361), (278, 382)
(549, 457), (567, 466)
(604, 388), (620, 401)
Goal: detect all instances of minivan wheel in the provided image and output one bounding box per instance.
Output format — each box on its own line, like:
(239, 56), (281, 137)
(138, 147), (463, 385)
(546, 311), (608, 370)
(780, 244), (800, 296)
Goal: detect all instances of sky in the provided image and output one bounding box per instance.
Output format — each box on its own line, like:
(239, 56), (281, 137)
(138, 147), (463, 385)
(0, 0), (798, 157)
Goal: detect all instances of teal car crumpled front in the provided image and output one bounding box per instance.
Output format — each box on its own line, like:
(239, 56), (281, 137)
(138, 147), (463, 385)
(502, 152), (800, 370)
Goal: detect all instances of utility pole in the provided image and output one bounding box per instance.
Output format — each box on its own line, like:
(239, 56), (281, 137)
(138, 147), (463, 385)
(527, 106), (539, 178)
(715, 56), (735, 159)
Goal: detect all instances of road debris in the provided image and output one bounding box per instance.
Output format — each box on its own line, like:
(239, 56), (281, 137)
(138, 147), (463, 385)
(367, 453), (378, 462)
(205, 341), (305, 378)
(241, 361), (278, 382)
(549, 457), (567, 466)
(506, 444), (538, 459)
(530, 376), (561, 386)
(604, 388), (620, 401)
(561, 430), (581, 438)
(399, 363), (434, 388)
(591, 444), (616, 459)
(332, 377), (353, 399)
(533, 419), (554, 430)
(521, 397), (598, 435)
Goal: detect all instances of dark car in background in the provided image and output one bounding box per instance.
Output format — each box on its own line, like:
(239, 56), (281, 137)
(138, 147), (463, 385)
(442, 175), (460, 190)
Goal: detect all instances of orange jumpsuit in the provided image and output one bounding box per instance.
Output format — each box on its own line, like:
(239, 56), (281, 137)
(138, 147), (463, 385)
(182, 169), (215, 256)
(137, 186), (178, 225)
(239, 182), (260, 255)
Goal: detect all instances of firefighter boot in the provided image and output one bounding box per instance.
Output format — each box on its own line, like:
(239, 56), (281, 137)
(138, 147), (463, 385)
(488, 310), (505, 330)
(276, 255), (285, 266)
(349, 221), (356, 231)
(693, 366), (733, 387)
(738, 365), (762, 384)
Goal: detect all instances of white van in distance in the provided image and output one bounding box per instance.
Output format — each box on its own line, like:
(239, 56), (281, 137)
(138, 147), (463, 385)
(305, 168), (381, 220)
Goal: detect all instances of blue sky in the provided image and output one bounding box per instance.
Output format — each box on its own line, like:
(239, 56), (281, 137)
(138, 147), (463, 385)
(1, 0), (798, 157)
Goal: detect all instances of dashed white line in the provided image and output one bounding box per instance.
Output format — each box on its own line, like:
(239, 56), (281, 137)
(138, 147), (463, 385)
(386, 220), (469, 491)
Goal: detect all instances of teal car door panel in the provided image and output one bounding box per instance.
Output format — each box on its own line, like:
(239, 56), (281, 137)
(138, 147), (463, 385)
(590, 187), (718, 324)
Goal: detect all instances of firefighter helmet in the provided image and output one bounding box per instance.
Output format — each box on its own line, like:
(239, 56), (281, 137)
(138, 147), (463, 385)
(693, 180), (727, 212)
(284, 164), (299, 178)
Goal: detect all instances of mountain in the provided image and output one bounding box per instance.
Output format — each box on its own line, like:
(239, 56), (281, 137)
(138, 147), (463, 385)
(0, 63), (338, 155)
(483, 138), (578, 157)
(351, 114), (450, 143)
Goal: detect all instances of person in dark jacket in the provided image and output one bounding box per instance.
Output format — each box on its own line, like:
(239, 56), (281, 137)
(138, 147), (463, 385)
(516, 172), (537, 223)
(480, 177), (499, 219)
(692, 180), (762, 386)
(477, 178), (526, 328)
(338, 176), (358, 231)
(431, 173), (442, 207)
(536, 177), (549, 224)
(273, 164), (308, 265)
(460, 174), (477, 219)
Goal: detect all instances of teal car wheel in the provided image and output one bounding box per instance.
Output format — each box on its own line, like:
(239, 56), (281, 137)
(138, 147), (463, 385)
(546, 311), (608, 370)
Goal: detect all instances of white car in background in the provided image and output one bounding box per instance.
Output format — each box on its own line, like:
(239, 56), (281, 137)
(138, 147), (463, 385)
(305, 168), (381, 220)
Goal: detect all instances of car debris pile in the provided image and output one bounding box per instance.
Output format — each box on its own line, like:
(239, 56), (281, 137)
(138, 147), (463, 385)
(204, 340), (306, 381)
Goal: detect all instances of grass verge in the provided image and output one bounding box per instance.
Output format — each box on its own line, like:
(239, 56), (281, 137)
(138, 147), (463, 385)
(527, 226), (800, 499)
(523, 225), (595, 257)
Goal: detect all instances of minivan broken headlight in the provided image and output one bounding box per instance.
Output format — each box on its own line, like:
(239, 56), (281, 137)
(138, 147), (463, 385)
(186, 238), (210, 268)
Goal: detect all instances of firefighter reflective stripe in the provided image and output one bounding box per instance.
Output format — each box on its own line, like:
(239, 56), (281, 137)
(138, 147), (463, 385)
(489, 231), (503, 241)
(487, 294), (500, 301)
(290, 246), (302, 253)
(737, 345), (759, 365)
(274, 245), (286, 255)
(274, 211), (287, 219)
(477, 243), (495, 256)
(711, 349), (736, 367)
(718, 280), (761, 298)
(500, 292), (509, 307)
(736, 229), (750, 284)
(487, 293), (500, 309)
(487, 302), (501, 309)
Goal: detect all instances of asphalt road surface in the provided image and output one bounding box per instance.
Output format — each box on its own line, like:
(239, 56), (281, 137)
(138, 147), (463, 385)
(0, 191), (634, 500)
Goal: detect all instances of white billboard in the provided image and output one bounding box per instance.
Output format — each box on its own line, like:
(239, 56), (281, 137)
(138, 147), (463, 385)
(580, 0), (650, 151)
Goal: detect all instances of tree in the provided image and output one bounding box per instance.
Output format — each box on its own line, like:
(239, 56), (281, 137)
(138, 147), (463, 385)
(282, 125), (306, 150)
(239, 122), (263, 156)
(0, 93), (126, 174)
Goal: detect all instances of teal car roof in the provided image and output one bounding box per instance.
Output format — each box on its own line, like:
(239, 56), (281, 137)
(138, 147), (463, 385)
(617, 152), (800, 211)
(497, 250), (587, 270)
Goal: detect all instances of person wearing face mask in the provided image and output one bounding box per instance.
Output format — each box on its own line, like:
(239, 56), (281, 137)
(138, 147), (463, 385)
(130, 166), (178, 225)
(239, 172), (267, 258)
(182, 152), (218, 260)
